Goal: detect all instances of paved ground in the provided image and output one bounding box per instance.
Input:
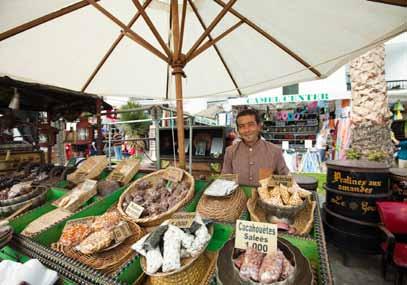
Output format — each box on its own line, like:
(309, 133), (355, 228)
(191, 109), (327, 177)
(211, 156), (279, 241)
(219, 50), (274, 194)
(317, 192), (401, 285)
(327, 242), (397, 285)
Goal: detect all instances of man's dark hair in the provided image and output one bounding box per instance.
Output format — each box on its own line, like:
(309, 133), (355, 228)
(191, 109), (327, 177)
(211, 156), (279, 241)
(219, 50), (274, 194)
(236, 109), (261, 126)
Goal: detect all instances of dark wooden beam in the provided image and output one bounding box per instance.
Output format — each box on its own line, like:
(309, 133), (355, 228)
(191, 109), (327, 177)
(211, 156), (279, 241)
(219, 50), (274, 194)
(188, 0), (242, 96)
(186, 0), (237, 60)
(0, 0), (101, 42)
(213, 0), (322, 78)
(81, 0), (153, 92)
(132, 0), (172, 57)
(87, 0), (168, 63)
(367, 0), (407, 7)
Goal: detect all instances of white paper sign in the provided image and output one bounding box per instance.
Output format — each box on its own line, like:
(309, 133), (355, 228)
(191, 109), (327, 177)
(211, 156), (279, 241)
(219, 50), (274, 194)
(125, 202), (144, 219)
(304, 140), (313, 149)
(235, 220), (277, 254)
(282, 141), (289, 150)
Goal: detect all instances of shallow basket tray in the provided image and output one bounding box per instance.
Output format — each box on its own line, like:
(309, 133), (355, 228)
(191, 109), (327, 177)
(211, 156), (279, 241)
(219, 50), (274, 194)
(145, 251), (218, 285)
(197, 187), (247, 223)
(117, 168), (195, 227)
(0, 185), (48, 207)
(52, 218), (144, 273)
(0, 187), (48, 216)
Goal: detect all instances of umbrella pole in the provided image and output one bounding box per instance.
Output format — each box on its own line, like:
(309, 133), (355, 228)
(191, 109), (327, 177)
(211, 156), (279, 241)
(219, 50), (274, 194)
(173, 67), (186, 169)
(171, 0), (186, 169)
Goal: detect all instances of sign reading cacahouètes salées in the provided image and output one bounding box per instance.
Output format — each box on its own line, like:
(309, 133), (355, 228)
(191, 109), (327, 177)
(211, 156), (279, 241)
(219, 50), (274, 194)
(235, 220), (277, 254)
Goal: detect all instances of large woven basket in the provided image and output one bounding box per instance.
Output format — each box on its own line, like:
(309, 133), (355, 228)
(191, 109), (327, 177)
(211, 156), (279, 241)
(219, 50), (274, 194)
(247, 190), (315, 236)
(257, 184), (307, 222)
(52, 216), (144, 274)
(0, 187), (47, 217)
(0, 185), (48, 207)
(106, 159), (141, 185)
(67, 155), (108, 185)
(140, 224), (213, 277)
(197, 187), (247, 223)
(145, 251), (218, 285)
(117, 168), (195, 227)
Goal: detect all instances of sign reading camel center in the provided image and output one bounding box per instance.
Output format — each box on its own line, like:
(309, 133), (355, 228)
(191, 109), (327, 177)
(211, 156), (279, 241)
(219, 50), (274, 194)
(235, 220), (277, 254)
(327, 168), (389, 194)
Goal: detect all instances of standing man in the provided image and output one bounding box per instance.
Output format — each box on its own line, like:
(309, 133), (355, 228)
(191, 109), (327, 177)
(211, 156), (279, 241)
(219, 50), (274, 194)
(113, 129), (123, 160)
(222, 109), (289, 186)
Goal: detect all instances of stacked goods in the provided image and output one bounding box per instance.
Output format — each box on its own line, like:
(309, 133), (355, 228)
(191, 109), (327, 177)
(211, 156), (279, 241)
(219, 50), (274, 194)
(53, 179), (97, 212)
(67, 156), (108, 185)
(323, 160), (391, 254)
(0, 220), (13, 248)
(132, 214), (211, 275)
(118, 167), (194, 226)
(247, 189), (316, 236)
(52, 210), (143, 273)
(21, 180), (98, 237)
(233, 248), (294, 284)
(256, 177), (312, 230)
(106, 159), (140, 185)
(217, 239), (314, 285)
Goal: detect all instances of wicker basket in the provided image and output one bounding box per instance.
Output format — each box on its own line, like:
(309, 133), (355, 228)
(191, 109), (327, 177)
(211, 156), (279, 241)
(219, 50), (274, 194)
(0, 187), (47, 216)
(117, 168), (195, 227)
(197, 187), (247, 223)
(67, 155), (108, 185)
(247, 190), (315, 236)
(140, 224), (213, 277)
(52, 217), (144, 274)
(106, 159), (141, 185)
(257, 185), (306, 222)
(0, 185), (48, 207)
(145, 251), (218, 285)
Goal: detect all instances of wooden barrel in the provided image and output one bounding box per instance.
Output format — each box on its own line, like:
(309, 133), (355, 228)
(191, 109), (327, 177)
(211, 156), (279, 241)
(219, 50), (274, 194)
(389, 168), (407, 201)
(293, 174), (318, 191)
(326, 160), (389, 194)
(323, 160), (391, 254)
(324, 185), (391, 223)
(322, 204), (382, 254)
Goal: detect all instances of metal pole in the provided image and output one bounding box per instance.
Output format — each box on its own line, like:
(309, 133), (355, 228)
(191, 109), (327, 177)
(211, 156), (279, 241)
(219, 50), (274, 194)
(188, 117), (192, 174)
(108, 124), (112, 169)
(154, 119), (160, 170)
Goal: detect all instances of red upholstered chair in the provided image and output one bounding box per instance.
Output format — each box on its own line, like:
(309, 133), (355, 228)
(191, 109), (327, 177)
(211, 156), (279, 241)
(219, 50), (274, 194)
(377, 201), (407, 285)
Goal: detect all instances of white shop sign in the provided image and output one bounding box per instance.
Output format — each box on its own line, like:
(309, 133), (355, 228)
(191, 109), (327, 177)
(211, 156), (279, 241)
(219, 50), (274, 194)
(229, 92), (351, 106)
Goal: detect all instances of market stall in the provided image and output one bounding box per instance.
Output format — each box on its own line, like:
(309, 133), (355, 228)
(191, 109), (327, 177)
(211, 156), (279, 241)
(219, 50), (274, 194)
(0, 164), (333, 284)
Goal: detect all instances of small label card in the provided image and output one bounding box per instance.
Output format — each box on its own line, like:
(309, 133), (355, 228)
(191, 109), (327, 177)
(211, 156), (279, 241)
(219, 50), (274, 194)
(282, 141), (289, 150)
(163, 167), (184, 182)
(235, 220), (277, 254)
(125, 202), (144, 219)
(268, 175), (293, 187)
(113, 222), (132, 243)
(169, 212), (196, 228)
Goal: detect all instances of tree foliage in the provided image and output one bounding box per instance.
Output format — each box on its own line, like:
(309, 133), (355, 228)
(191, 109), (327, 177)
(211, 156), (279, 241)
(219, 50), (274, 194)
(119, 101), (150, 137)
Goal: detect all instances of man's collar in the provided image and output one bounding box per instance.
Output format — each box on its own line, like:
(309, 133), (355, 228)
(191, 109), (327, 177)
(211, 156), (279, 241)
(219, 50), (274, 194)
(241, 136), (262, 148)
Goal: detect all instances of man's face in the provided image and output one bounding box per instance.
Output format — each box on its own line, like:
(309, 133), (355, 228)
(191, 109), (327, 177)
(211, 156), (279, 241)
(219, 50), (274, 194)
(237, 114), (261, 144)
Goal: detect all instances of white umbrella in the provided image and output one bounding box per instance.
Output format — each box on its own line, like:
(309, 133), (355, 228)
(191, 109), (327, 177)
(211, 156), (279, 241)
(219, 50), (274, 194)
(0, 0), (406, 167)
